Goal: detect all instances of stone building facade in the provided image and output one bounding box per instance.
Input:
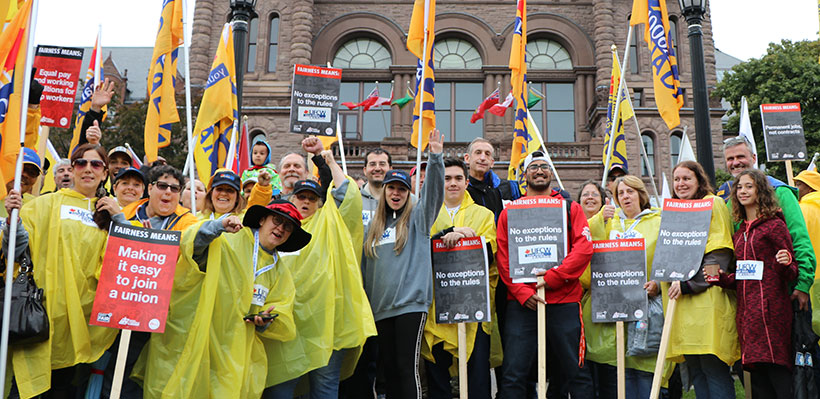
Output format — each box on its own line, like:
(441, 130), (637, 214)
(190, 0), (725, 195)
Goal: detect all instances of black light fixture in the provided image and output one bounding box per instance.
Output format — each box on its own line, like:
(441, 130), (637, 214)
(229, 0), (258, 120)
(677, 0), (715, 185)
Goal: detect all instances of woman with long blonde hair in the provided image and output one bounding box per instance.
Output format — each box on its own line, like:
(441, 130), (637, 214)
(362, 130), (444, 399)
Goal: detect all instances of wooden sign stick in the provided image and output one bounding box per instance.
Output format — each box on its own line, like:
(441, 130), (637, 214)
(110, 329), (132, 399)
(537, 286), (547, 399)
(648, 297), (677, 399)
(616, 321), (626, 399)
(457, 323), (468, 399)
(786, 160), (795, 186)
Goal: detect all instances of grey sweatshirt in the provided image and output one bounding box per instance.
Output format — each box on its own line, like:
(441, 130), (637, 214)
(362, 152), (444, 321)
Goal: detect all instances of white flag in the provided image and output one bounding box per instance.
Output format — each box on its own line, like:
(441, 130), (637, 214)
(678, 132), (696, 163)
(738, 96), (759, 169)
(661, 172), (672, 199)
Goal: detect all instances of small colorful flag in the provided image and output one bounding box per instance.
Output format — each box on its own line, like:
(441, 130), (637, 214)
(341, 86), (391, 111)
(470, 88), (500, 123)
(488, 91), (514, 116)
(391, 88), (414, 108)
(527, 86), (543, 109)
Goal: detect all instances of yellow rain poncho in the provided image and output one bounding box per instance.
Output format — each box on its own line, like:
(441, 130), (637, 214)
(266, 178), (376, 387)
(663, 195), (739, 366)
(421, 194), (501, 368)
(137, 222), (296, 398)
(583, 207), (674, 379)
(8, 189), (117, 399)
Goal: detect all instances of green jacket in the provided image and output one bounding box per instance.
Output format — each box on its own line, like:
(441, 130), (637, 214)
(726, 177), (816, 294)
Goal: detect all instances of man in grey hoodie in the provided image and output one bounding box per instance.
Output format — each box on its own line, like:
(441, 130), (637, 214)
(360, 148), (392, 227)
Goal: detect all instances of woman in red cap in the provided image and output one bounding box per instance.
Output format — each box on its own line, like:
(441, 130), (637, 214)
(138, 200), (310, 398)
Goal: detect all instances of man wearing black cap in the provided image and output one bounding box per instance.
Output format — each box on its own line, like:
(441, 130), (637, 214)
(410, 161), (426, 194)
(112, 167), (146, 208)
(605, 164), (627, 199)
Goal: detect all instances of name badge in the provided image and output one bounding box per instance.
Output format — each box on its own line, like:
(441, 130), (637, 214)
(736, 260), (764, 280)
(377, 227), (396, 246)
(60, 205), (96, 227)
(610, 230), (642, 240)
(362, 210), (372, 226)
(251, 284), (270, 306)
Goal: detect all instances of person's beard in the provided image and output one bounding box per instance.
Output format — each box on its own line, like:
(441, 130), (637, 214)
(369, 179), (383, 190)
(526, 174), (551, 192)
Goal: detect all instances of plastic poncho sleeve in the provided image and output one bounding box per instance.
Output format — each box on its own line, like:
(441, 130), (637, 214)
(774, 186), (816, 294)
(247, 182), (273, 208)
(335, 178), (365, 256)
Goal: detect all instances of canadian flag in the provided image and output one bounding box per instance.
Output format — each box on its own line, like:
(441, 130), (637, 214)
(342, 86), (392, 112)
(471, 88), (500, 123)
(488, 91), (514, 116)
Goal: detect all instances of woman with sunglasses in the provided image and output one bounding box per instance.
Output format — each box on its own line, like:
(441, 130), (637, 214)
(119, 165), (198, 232)
(2, 143), (121, 398)
(362, 129), (444, 399)
(139, 201), (307, 398)
(663, 161), (739, 399)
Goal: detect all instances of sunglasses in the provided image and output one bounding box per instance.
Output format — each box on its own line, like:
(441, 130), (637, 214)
(294, 192), (319, 203)
(152, 181), (182, 193)
(271, 214), (294, 232)
(72, 159), (105, 170)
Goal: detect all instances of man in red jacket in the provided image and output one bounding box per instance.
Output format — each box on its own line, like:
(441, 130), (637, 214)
(496, 151), (593, 399)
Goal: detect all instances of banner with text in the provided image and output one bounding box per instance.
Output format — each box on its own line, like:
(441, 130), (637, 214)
(289, 64), (341, 136)
(761, 103), (807, 161)
(506, 196), (568, 283)
(590, 239), (647, 323)
(432, 236), (491, 324)
(33, 45), (85, 128)
(90, 222), (180, 333)
(652, 198), (712, 281)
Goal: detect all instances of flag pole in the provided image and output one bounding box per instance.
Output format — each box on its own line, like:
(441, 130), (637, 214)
(1, 0), (39, 392)
(182, 0), (197, 214)
(414, 0), (431, 195)
(601, 30), (632, 187)
(376, 81), (389, 135)
(336, 118), (348, 175)
(95, 25), (102, 91)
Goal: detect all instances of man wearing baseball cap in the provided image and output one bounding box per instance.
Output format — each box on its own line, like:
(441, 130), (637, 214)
(140, 200), (307, 398)
(605, 164), (627, 198)
(1, 148), (43, 217)
(496, 150), (593, 398)
(107, 146), (133, 181)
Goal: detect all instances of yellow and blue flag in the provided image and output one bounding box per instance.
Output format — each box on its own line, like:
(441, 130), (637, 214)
(507, 0), (535, 189)
(193, 23), (237, 184)
(0, 0), (32, 198)
(602, 49), (634, 172)
(407, 0), (435, 150)
(145, 0), (183, 162)
(630, 0), (683, 129)
(70, 33), (105, 155)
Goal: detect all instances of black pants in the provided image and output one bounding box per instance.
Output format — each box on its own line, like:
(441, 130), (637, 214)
(101, 331), (149, 399)
(750, 363), (793, 399)
(339, 336), (379, 399)
(375, 312), (427, 399)
(9, 365), (85, 399)
(425, 327), (491, 399)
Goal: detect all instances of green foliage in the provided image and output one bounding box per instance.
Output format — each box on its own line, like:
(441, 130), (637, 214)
(715, 168), (733, 190)
(48, 92), (197, 169)
(713, 39), (820, 181)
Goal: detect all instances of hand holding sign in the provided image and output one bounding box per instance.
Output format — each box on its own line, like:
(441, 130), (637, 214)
(222, 215), (243, 233)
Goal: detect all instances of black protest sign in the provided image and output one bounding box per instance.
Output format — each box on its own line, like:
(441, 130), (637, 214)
(506, 196), (567, 283)
(432, 237), (491, 324)
(289, 64), (341, 136)
(590, 239), (648, 323)
(761, 103), (807, 161)
(652, 198), (712, 281)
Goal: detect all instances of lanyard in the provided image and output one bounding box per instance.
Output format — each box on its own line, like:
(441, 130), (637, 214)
(618, 213), (643, 237)
(446, 205), (460, 224)
(252, 229), (278, 280)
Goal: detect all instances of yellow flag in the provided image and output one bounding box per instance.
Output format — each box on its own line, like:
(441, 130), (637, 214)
(193, 24), (237, 184)
(508, 0), (533, 188)
(144, 0), (183, 162)
(602, 49), (634, 171)
(630, 0), (683, 129)
(407, 0), (435, 150)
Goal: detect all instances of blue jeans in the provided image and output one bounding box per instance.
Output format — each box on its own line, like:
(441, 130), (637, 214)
(498, 301), (581, 399)
(263, 349), (346, 399)
(685, 354), (735, 399)
(625, 368), (652, 399)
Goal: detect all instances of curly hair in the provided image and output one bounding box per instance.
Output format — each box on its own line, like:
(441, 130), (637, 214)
(730, 169), (781, 222)
(671, 161), (714, 199)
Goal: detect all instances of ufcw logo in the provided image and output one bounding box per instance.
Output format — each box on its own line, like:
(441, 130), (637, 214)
(302, 108), (326, 120)
(524, 246), (552, 258)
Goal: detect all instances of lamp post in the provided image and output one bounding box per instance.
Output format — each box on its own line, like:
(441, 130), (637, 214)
(229, 0), (257, 120)
(678, 0), (715, 185)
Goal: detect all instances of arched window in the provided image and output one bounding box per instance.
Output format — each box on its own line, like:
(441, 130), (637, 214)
(434, 38), (482, 69)
(526, 39), (572, 70)
(266, 14), (280, 73)
(332, 38), (392, 69)
(670, 131), (682, 167)
(641, 133), (656, 176)
(250, 130), (266, 145)
(247, 17), (259, 73)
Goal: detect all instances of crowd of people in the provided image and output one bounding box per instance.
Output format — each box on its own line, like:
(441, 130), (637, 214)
(1, 82), (819, 399)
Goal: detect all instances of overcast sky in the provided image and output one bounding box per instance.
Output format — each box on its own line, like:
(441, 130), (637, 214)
(32, 0), (819, 62)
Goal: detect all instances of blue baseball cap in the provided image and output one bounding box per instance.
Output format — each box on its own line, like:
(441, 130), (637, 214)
(209, 170), (241, 192)
(114, 167), (146, 185)
(292, 179), (322, 197)
(383, 169), (411, 189)
(22, 148), (42, 173)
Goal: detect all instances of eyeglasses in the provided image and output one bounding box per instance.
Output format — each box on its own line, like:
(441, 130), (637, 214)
(295, 193), (319, 203)
(527, 164), (551, 172)
(72, 159), (105, 170)
(581, 191), (601, 198)
(607, 174), (623, 182)
(152, 181), (182, 193)
(271, 214), (294, 232)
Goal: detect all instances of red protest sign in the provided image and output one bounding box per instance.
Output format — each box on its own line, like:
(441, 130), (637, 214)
(90, 222), (180, 333)
(32, 45), (84, 128)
